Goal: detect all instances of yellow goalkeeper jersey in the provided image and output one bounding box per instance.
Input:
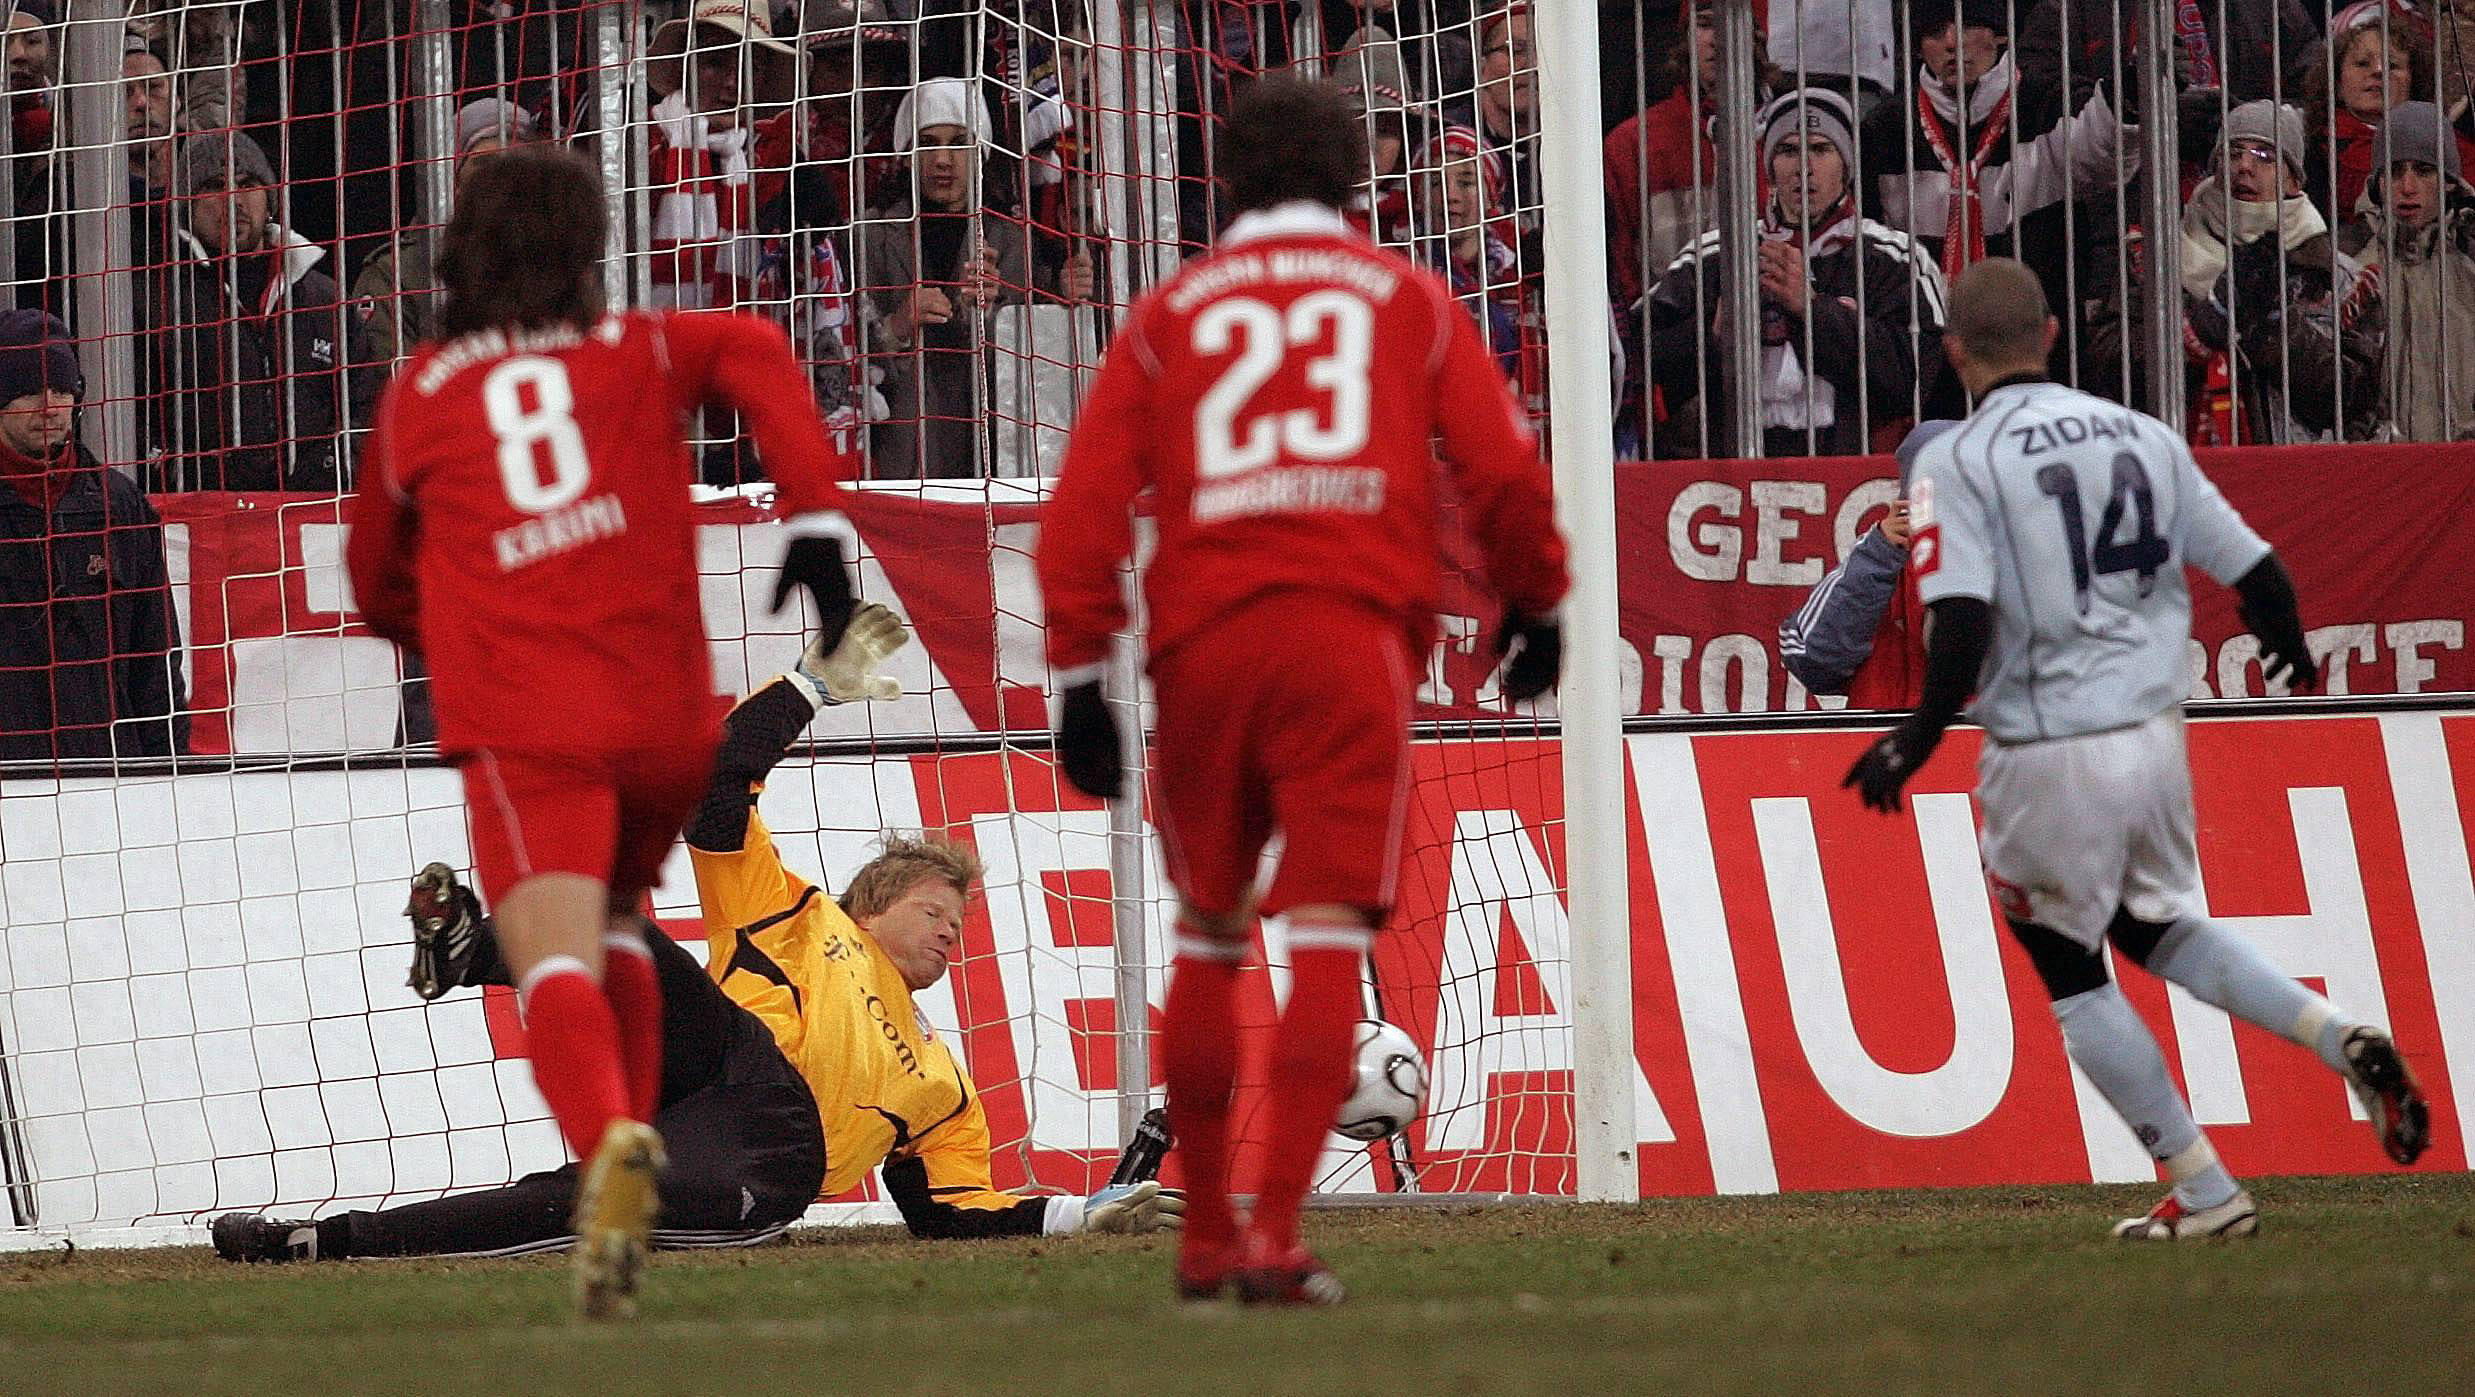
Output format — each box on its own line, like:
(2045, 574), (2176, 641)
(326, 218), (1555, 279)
(690, 808), (1050, 1236)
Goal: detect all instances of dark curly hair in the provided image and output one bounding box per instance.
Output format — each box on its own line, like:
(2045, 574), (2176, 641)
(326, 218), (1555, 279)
(1218, 74), (1367, 215)
(437, 144), (608, 340)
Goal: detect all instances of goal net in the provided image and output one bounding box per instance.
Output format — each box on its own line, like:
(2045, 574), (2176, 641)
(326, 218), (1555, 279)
(0, 0), (1594, 1247)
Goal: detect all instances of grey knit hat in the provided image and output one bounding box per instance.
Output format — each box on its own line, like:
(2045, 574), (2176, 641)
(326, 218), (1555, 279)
(2221, 99), (2307, 182)
(454, 97), (538, 154)
(1759, 86), (1857, 167)
(175, 129), (276, 198)
(2375, 101), (2462, 183)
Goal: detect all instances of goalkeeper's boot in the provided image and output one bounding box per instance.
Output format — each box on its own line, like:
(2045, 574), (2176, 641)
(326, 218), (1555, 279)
(1233, 1237), (1346, 1307)
(572, 1119), (666, 1321)
(2111, 1187), (2259, 1242)
(210, 1213), (320, 1263)
(2340, 1026), (2431, 1166)
(405, 863), (501, 1001)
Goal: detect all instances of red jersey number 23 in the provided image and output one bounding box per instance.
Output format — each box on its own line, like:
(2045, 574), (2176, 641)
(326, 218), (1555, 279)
(1193, 291), (1372, 479)
(485, 356), (594, 513)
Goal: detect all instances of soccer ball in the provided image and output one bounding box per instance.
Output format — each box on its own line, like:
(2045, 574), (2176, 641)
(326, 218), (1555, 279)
(1334, 1018), (1428, 1142)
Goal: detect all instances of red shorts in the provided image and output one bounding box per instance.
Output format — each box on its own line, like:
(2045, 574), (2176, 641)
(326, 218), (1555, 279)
(1149, 592), (1416, 921)
(458, 740), (716, 905)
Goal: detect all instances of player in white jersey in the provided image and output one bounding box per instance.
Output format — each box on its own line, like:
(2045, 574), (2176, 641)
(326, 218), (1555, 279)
(1846, 260), (2430, 1240)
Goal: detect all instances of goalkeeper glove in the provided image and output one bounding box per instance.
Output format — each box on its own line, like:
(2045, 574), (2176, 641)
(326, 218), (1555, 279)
(770, 518), (858, 654)
(1056, 680), (1123, 799)
(788, 601), (909, 706)
(1080, 1180), (1185, 1234)
(1494, 610), (1563, 704)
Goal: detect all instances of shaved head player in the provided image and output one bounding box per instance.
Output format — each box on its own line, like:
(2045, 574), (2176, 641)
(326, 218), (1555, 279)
(1035, 76), (1568, 1305)
(1847, 259), (2430, 1239)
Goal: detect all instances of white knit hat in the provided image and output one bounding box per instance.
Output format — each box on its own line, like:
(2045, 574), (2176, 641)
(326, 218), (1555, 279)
(891, 77), (991, 153)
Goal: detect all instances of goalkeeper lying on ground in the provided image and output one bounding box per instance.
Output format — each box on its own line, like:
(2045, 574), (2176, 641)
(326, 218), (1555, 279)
(212, 605), (1179, 1261)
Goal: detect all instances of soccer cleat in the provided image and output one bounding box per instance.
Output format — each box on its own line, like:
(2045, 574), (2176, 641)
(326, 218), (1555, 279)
(2111, 1188), (2260, 1241)
(1173, 1243), (1240, 1304)
(572, 1119), (666, 1321)
(210, 1212), (319, 1263)
(404, 862), (489, 1002)
(1232, 1240), (1346, 1307)
(2340, 1026), (2431, 1167)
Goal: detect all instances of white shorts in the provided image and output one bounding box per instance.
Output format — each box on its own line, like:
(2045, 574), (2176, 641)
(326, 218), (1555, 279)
(1975, 707), (2200, 950)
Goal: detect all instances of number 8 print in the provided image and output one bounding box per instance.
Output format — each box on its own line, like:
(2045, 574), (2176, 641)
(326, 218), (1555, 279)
(484, 356), (593, 514)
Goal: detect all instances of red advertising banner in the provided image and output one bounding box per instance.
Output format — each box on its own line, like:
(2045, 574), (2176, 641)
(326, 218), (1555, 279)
(868, 709), (2474, 1199)
(151, 443), (2473, 752)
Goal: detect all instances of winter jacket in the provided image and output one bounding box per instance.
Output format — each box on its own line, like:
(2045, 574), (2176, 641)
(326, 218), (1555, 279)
(1859, 53), (2134, 398)
(1778, 523), (1922, 708)
(2180, 178), (2384, 442)
(2340, 180), (2475, 441)
(142, 224), (381, 492)
(0, 446), (187, 763)
(854, 198), (1047, 480)
(350, 230), (437, 366)
(1644, 208), (1948, 459)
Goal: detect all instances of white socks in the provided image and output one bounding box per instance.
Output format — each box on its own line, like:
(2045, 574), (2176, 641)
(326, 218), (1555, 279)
(2147, 919), (2354, 1073)
(2053, 983), (2238, 1209)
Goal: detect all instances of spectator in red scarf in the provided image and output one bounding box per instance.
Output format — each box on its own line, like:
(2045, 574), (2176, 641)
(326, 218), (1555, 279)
(1409, 125), (1532, 393)
(645, 0), (802, 311)
(1604, 0), (1782, 305)
(1649, 88), (1947, 459)
(2302, 3), (2475, 221)
(4, 0), (60, 315)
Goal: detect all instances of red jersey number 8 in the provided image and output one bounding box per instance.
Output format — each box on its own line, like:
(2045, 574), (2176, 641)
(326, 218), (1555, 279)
(1191, 290), (1372, 480)
(483, 356), (592, 514)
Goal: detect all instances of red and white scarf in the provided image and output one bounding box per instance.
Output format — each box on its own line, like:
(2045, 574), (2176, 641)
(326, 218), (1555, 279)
(1917, 59), (2013, 281)
(646, 92), (792, 310)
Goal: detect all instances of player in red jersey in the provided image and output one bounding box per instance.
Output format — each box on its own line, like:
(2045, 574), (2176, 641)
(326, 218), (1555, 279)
(344, 146), (856, 1319)
(1034, 76), (1569, 1306)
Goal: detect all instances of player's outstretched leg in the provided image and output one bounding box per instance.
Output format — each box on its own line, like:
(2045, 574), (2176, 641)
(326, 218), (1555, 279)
(1162, 921), (1247, 1301)
(2009, 919), (2258, 1240)
(1236, 912), (1366, 1308)
(210, 1213), (320, 1262)
(2113, 912), (2430, 1166)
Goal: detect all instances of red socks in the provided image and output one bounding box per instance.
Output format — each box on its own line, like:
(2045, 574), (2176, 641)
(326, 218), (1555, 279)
(1163, 937), (1246, 1260)
(601, 931), (665, 1124)
(516, 957), (631, 1160)
(1250, 932), (1369, 1255)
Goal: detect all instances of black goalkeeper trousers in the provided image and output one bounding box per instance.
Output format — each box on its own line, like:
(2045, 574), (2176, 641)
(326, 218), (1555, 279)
(327, 930), (826, 1258)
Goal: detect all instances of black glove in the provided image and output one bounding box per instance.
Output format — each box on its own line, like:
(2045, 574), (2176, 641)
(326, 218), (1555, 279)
(1494, 611), (1563, 704)
(2240, 599), (2320, 693)
(1056, 680), (1123, 800)
(1842, 716), (1947, 814)
(771, 533), (858, 654)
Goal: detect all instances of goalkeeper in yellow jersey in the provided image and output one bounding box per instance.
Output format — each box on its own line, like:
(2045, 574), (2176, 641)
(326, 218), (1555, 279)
(211, 605), (1179, 1263)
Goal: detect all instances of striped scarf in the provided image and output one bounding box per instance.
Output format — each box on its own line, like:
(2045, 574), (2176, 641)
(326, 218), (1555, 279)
(646, 92), (792, 310)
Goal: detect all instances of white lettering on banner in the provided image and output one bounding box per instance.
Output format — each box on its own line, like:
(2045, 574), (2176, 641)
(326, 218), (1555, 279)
(1699, 634), (1770, 713)
(1747, 481), (1827, 587)
(2387, 620), (2465, 693)
(2179, 786), (2390, 1125)
(1426, 810), (1674, 1153)
(1833, 478), (1901, 561)
(1420, 613), (1482, 707)
(1625, 733), (1781, 1193)
(1648, 634), (1693, 713)
(1667, 482), (1742, 581)
(2213, 619), (2459, 698)
(2379, 715), (2475, 1126)
(1750, 794), (2014, 1138)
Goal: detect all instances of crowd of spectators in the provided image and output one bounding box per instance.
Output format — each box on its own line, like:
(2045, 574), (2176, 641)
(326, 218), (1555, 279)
(5, 0), (2475, 761)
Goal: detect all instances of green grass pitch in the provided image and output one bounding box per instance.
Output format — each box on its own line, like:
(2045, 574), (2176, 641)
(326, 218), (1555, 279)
(6, 1175), (2472, 1394)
